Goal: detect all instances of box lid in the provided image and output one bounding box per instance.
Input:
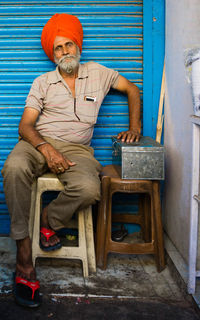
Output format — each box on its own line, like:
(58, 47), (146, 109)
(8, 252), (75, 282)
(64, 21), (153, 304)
(112, 136), (164, 152)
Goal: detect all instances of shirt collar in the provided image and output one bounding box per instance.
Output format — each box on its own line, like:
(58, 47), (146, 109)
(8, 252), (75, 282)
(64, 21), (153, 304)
(77, 64), (88, 79)
(47, 64), (88, 84)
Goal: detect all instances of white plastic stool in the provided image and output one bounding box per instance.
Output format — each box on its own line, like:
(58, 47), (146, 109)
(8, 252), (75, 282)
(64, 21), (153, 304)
(29, 173), (96, 278)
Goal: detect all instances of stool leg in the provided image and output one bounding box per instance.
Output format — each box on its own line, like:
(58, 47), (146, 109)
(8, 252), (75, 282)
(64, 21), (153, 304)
(143, 194), (151, 242)
(138, 195), (144, 239)
(29, 180), (37, 240)
(96, 176), (110, 268)
(32, 188), (42, 267)
(139, 194), (150, 242)
(138, 194), (151, 243)
(152, 181), (165, 272)
(78, 210), (89, 277)
(84, 206), (96, 273)
(103, 192), (112, 270)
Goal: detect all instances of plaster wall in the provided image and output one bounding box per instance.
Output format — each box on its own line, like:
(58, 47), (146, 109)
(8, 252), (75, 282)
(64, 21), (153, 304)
(164, 0), (200, 264)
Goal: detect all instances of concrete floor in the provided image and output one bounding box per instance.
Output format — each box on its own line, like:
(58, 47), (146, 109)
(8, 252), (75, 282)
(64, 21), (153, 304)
(0, 236), (199, 319)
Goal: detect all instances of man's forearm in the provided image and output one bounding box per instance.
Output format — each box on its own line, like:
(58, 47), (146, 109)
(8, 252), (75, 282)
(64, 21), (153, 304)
(116, 76), (141, 142)
(127, 84), (141, 132)
(18, 123), (48, 149)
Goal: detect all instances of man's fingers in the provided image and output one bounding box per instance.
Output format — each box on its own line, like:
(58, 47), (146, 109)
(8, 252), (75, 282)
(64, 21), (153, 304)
(125, 133), (133, 143)
(63, 159), (76, 169)
(130, 133), (139, 142)
(49, 166), (57, 174)
(67, 160), (76, 166)
(55, 159), (76, 173)
(117, 132), (123, 139)
(56, 165), (65, 173)
(135, 134), (141, 142)
(121, 132), (128, 142)
(117, 130), (141, 143)
(122, 133), (134, 143)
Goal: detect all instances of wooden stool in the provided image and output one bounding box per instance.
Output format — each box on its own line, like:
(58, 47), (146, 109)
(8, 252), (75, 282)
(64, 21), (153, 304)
(29, 173), (96, 278)
(96, 165), (165, 272)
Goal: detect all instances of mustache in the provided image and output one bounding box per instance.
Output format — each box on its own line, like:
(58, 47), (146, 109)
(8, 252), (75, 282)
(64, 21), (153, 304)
(59, 54), (77, 63)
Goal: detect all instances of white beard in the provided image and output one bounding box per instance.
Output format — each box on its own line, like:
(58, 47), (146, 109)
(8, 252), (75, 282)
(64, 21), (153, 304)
(54, 48), (80, 74)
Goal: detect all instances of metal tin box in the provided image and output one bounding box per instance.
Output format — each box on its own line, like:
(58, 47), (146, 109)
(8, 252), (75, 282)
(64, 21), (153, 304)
(112, 136), (165, 180)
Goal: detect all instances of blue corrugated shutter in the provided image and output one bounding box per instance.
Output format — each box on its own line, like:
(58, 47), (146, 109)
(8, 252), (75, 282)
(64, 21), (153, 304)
(0, 0), (143, 235)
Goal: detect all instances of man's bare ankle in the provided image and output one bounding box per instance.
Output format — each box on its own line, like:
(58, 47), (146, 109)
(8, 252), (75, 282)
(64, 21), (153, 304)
(41, 206), (50, 228)
(16, 236), (36, 279)
(16, 263), (36, 281)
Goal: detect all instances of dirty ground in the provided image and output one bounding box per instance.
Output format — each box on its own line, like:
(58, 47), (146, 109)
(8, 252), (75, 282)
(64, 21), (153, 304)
(0, 294), (199, 320)
(0, 237), (199, 319)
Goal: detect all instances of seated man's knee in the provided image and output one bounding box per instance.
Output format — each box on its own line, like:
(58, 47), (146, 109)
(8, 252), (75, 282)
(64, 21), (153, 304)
(79, 178), (101, 203)
(2, 155), (32, 180)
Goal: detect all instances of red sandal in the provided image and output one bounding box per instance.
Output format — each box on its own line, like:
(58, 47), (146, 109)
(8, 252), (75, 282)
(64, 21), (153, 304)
(13, 273), (41, 308)
(40, 227), (62, 252)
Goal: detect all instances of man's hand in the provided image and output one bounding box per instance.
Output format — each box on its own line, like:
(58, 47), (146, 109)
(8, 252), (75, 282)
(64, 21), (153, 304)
(117, 128), (141, 143)
(38, 143), (76, 174)
(18, 108), (76, 173)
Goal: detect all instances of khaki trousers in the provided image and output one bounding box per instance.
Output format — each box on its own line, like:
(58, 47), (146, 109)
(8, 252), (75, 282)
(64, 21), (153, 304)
(2, 137), (102, 240)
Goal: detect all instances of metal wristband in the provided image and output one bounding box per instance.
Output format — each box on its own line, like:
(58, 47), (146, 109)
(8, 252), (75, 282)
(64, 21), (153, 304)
(35, 141), (48, 150)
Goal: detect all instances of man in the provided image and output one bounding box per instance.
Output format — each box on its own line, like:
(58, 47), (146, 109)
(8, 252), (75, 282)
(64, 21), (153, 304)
(2, 13), (141, 307)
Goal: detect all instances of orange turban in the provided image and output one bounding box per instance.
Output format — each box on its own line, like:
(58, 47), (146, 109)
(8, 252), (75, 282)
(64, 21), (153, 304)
(41, 13), (83, 62)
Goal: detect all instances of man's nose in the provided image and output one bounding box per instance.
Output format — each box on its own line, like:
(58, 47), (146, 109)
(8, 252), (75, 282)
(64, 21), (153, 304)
(62, 45), (69, 55)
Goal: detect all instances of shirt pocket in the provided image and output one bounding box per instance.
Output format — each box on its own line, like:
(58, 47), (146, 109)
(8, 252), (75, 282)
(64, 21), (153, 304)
(76, 99), (98, 124)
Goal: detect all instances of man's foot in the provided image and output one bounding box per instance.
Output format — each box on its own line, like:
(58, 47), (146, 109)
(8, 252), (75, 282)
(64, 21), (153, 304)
(13, 272), (41, 308)
(15, 237), (42, 308)
(40, 227), (62, 251)
(40, 206), (62, 251)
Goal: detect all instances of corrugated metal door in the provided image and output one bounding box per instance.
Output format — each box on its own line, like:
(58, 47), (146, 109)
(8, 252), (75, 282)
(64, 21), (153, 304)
(0, 0), (164, 235)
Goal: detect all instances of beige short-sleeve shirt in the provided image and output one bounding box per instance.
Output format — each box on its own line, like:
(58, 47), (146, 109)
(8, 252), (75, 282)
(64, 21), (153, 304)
(25, 62), (119, 145)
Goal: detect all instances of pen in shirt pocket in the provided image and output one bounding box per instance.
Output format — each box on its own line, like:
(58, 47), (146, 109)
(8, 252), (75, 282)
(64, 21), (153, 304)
(84, 95), (97, 102)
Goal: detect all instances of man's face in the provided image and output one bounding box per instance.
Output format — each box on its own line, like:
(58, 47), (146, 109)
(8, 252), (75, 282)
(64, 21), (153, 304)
(53, 36), (80, 74)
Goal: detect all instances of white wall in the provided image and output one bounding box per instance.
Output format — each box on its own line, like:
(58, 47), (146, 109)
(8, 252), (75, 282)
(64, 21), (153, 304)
(164, 0), (200, 264)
